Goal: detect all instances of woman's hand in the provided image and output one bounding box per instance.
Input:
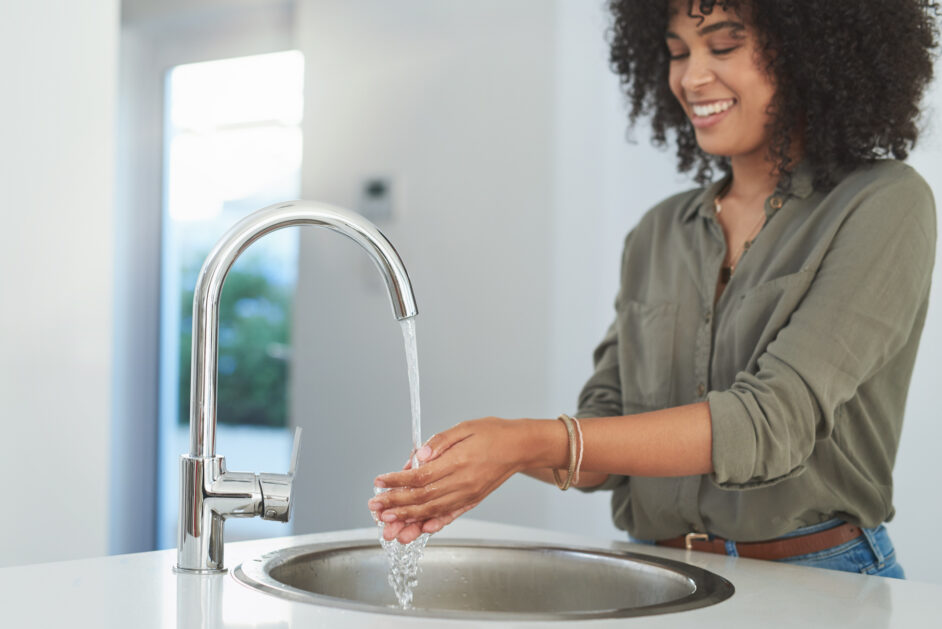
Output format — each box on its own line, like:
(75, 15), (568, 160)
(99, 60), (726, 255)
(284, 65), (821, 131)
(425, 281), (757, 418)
(367, 417), (538, 543)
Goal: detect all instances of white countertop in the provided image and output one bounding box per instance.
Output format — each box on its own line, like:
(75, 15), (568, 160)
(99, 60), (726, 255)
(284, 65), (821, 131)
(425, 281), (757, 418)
(2, 519), (940, 628)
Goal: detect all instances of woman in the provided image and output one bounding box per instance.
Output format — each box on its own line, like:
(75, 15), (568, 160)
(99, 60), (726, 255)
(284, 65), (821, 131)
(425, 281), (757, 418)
(368, 0), (939, 577)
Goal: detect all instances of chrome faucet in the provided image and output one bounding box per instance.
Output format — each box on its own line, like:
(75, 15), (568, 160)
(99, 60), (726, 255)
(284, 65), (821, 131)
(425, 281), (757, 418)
(176, 201), (418, 573)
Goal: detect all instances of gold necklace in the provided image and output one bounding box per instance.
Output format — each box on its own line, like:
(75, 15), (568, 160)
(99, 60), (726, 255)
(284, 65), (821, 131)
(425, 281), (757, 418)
(715, 195), (766, 285)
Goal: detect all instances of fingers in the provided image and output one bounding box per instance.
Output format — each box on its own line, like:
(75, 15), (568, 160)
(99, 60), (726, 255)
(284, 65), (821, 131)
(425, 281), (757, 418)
(419, 422), (476, 463)
(381, 520), (406, 541)
(380, 502), (477, 542)
(372, 505), (427, 543)
(368, 476), (460, 513)
(368, 460), (456, 521)
(374, 418), (491, 488)
(370, 417), (514, 536)
(421, 518), (445, 534)
(376, 488), (481, 523)
(374, 423), (479, 489)
(392, 522), (425, 544)
(375, 454), (516, 523)
(380, 519), (428, 544)
(375, 456), (452, 489)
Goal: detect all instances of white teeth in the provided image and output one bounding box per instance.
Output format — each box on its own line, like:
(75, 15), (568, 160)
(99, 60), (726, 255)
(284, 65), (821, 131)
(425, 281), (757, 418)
(692, 100), (734, 117)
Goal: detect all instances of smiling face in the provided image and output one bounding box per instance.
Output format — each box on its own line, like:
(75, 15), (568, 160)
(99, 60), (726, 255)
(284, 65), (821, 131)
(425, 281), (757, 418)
(665, 1), (778, 166)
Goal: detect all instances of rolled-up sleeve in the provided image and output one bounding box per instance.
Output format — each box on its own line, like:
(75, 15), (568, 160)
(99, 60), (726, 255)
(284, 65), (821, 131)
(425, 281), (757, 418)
(709, 172), (936, 489)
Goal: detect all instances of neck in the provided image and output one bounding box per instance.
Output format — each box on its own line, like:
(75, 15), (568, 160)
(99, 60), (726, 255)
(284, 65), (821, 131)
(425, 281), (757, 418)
(725, 154), (781, 204)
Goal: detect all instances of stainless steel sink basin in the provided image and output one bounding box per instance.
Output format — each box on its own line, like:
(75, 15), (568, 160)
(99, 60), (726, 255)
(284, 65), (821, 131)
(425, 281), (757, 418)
(232, 538), (734, 620)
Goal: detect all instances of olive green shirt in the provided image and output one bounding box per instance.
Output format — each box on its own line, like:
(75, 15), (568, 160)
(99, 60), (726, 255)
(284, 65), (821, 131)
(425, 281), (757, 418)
(576, 160), (936, 542)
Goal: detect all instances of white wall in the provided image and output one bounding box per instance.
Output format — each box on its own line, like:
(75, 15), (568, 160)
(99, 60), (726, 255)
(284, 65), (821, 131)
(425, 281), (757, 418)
(0, 0), (119, 566)
(291, 0), (561, 534)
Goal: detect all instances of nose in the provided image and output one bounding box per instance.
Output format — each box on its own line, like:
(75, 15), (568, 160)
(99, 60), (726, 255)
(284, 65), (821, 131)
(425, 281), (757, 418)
(680, 55), (714, 92)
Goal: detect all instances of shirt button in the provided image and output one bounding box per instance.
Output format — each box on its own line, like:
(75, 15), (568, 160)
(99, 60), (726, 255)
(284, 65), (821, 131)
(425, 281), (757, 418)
(697, 383), (706, 397)
(704, 310), (712, 324)
(769, 196), (784, 210)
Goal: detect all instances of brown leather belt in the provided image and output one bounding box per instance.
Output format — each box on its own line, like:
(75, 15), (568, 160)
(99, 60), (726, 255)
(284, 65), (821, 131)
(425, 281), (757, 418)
(656, 523), (862, 560)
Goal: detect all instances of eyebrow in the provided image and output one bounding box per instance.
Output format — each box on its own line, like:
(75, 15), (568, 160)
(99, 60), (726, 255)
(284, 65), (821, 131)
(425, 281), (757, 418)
(665, 20), (746, 40)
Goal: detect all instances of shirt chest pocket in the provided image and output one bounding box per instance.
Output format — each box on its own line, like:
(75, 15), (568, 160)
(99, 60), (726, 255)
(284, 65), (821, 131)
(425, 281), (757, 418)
(718, 269), (815, 376)
(616, 300), (678, 410)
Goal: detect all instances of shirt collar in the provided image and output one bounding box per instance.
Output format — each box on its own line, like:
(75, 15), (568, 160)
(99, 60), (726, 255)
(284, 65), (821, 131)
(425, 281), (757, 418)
(780, 160), (815, 200)
(681, 160), (815, 223)
(682, 175), (731, 223)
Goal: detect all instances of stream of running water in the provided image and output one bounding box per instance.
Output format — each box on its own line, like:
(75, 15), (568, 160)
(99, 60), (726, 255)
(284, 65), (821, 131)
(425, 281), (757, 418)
(375, 316), (430, 609)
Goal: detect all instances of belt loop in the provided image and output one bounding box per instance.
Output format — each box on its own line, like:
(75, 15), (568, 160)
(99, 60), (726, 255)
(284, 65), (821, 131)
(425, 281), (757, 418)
(724, 539), (739, 557)
(862, 526), (885, 568)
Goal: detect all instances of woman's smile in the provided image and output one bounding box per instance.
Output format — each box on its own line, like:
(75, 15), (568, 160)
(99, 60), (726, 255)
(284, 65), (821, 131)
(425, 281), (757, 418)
(689, 98), (737, 128)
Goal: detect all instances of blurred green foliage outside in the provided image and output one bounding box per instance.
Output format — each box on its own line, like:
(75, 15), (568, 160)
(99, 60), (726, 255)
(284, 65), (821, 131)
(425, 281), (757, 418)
(177, 255), (291, 427)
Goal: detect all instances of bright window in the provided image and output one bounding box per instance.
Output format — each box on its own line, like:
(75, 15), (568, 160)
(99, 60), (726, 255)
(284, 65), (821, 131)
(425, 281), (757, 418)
(157, 50), (304, 548)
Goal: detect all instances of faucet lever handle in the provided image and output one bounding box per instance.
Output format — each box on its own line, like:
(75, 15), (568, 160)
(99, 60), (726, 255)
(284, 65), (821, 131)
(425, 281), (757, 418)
(258, 426), (303, 522)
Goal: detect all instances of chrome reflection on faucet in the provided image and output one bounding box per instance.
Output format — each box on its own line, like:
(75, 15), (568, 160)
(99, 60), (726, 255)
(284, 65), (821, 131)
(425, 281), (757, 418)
(176, 201), (419, 573)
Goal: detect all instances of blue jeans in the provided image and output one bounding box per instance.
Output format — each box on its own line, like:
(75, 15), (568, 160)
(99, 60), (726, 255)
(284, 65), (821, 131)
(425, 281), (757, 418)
(773, 519), (905, 578)
(638, 519), (905, 578)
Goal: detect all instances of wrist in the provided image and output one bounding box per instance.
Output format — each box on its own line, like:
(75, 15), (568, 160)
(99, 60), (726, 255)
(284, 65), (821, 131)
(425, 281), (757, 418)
(515, 418), (569, 471)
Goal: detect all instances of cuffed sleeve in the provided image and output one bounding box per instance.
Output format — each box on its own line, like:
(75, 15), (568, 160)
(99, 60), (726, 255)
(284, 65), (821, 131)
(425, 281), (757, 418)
(709, 168), (935, 488)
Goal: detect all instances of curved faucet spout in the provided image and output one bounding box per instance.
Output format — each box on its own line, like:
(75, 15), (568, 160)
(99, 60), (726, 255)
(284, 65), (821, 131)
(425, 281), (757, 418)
(177, 200), (418, 573)
(188, 200), (418, 459)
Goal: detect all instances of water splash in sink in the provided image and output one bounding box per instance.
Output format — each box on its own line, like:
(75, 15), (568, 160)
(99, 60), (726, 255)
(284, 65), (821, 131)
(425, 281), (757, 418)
(378, 520), (430, 609)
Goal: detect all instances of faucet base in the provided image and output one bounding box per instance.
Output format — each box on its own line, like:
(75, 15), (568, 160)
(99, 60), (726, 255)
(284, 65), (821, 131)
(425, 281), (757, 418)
(176, 455), (262, 573)
(173, 565), (227, 575)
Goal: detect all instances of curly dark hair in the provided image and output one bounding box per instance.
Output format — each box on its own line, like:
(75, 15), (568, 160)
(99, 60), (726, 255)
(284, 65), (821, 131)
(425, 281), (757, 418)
(608, 0), (941, 188)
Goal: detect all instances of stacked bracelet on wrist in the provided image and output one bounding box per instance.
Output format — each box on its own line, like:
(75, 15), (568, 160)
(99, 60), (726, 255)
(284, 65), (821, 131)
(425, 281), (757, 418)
(553, 413), (584, 491)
